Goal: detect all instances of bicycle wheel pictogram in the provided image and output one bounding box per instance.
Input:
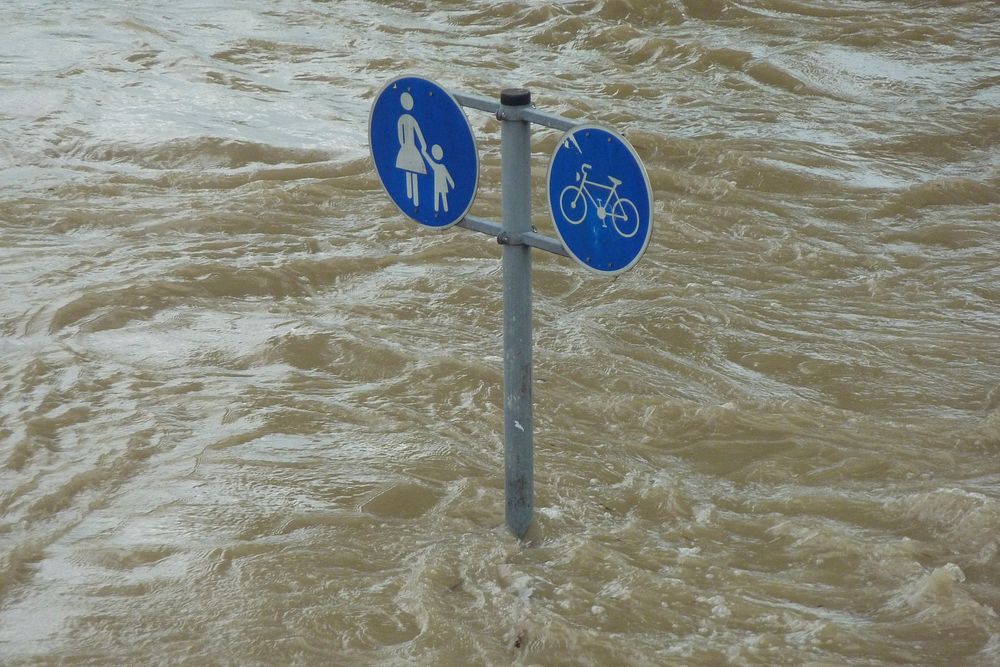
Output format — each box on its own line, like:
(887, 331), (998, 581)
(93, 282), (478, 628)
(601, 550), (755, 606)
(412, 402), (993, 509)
(559, 185), (588, 225)
(610, 198), (640, 238)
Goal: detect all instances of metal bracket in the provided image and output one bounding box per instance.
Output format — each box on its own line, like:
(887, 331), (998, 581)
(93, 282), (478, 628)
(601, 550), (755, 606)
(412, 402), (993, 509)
(458, 216), (568, 257)
(454, 91), (582, 132)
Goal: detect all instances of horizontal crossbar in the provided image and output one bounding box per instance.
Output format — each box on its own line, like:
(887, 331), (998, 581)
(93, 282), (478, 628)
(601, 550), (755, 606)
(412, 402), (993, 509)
(459, 215), (569, 257)
(452, 92), (581, 132)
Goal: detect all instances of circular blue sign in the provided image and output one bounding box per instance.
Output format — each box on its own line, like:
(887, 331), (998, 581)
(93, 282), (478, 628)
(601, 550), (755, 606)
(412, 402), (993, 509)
(369, 76), (479, 229)
(547, 125), (653, 275)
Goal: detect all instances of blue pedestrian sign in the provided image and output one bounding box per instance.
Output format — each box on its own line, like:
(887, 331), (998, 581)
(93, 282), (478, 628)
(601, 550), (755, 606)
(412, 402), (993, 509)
(547, 125), (653, 275)
(369, 76), (479, 229)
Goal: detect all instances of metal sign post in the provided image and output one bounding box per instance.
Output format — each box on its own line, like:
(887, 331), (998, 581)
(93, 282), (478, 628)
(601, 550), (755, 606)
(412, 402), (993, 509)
(499, 89), (534, 538)
(369, 77), (653, 539)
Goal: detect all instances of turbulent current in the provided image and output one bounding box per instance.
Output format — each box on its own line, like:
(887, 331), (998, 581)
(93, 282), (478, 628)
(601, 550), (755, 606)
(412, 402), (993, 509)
(1, 0), (998, 664)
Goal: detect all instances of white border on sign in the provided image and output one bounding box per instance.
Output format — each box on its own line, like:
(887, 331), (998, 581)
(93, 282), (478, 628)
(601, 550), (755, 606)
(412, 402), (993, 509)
(546, 123), (654, 277)
(368, 74), (480, 230)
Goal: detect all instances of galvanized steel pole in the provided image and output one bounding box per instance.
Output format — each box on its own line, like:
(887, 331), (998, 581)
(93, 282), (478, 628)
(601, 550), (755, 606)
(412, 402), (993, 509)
(499, 88), (533, 539)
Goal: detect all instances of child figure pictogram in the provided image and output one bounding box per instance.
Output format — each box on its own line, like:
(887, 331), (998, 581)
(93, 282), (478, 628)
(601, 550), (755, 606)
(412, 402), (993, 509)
(424, 144), (455, 213)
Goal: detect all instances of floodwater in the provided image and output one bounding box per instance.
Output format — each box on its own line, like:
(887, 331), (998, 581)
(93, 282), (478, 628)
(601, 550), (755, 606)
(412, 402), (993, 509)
(1, 0), (999, 664)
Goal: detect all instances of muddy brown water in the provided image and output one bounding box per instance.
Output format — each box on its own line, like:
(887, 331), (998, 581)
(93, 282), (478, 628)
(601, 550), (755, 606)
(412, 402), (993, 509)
(1, 0), (999, 664)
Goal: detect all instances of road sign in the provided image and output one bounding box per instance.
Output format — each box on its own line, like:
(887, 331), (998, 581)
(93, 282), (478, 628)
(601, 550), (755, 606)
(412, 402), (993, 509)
(369, 78), (658, 539)
(547, 124), (653, 275)
(369, 76), (479, 229)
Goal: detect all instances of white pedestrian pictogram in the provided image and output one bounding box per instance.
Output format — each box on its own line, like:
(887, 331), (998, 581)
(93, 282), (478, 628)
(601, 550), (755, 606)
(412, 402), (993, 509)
(395, 92), (428, 206)
(425, 144), (455, 213)
(393, 91), (456, 213)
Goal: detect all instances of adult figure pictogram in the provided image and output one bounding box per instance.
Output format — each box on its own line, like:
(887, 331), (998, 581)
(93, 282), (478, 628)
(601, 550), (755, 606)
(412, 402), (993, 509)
(395, 92), (428, 206)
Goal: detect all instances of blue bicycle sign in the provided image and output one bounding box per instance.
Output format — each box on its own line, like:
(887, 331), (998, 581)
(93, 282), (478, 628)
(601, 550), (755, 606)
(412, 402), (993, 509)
(547, 124), (653, 275)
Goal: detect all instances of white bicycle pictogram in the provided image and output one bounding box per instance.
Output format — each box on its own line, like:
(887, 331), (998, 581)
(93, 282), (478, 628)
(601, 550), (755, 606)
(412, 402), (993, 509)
(558, 163), (641, 238)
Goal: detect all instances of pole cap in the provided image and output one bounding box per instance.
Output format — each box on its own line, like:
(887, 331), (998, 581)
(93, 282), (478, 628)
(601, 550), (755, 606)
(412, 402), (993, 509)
(500, 88), (531, 106)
